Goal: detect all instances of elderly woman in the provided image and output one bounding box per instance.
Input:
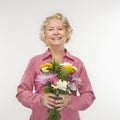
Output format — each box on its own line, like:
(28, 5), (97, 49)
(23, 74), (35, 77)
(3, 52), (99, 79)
(16, 12), (95, 120)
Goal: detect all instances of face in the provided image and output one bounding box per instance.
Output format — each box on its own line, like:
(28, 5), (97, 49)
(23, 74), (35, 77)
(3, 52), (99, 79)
(44, 18), (67, 47)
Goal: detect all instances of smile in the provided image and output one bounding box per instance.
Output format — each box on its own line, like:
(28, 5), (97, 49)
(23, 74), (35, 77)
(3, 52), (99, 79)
(52, 37), (62, 40)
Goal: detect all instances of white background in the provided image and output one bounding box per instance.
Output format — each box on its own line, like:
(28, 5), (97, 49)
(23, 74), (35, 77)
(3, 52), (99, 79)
(0, 0), (120, 120)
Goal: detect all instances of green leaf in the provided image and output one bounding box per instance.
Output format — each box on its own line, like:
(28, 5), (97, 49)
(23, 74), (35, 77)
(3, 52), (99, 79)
(52, 59), (60, 73)
(44, 87), (51, 93)
(58, 68), (69, 80)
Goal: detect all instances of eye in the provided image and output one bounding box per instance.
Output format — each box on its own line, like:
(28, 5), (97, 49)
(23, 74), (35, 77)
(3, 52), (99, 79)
(58, 27), (64, 30)
(48, 28), (54, 31)
(46, 27), (54, 31)
(59, 28), (63, 30)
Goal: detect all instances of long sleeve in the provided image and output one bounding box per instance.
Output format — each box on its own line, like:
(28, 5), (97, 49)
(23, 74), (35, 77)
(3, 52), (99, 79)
(16, 49), (96, 120)
(16, 59), (42, 111)
(68, 63), (95, 111)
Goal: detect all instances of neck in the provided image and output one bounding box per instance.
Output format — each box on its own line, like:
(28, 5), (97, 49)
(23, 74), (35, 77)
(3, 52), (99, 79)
(49, 47), (65, 62)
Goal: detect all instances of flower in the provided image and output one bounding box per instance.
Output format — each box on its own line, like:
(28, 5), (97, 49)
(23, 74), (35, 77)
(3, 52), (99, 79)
(68, 74), (81, 91)
(61, 62), (77, 73)
(40, 62), (53, 68)
(35, 60), (81, 120)
(35, 73), (57, 85)
(51, 79), (68, 91)
(40, 62), (53, 73)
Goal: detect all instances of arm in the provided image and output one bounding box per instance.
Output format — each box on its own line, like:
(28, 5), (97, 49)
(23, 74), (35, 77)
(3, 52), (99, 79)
(16, 59), (42, 111)
(68, 63), (95, 111)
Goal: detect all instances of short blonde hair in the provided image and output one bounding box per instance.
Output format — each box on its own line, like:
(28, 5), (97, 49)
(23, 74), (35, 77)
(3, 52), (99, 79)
(39, 12), (73, 45)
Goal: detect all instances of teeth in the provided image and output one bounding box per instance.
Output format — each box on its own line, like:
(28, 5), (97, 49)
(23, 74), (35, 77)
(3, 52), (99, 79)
(52, 37), (61, 40)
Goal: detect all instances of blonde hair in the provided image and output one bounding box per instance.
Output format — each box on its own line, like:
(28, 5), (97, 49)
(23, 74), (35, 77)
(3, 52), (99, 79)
(39, 12), (73, 45)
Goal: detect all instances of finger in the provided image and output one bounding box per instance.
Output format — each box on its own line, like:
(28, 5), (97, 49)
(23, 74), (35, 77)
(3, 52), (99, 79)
(48, 93), (56, 98)
(58, 94), (65, 100)
(47, 104), (54, 109)
(55, 103), (63, 108)
(40, 94), (55, 107)
(48, 94), (56, 106)
(48, 100), (55, 106)
(55, 100), (64, 108)
(55, 99), (63, 104)
(56, 103), (64, 110)
(57, 106), (63, 110)
(43, 100), (55, 108)
(49, 97), (55, 103)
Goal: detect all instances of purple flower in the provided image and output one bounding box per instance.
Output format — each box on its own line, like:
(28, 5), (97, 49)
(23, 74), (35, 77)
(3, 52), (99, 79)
(68, 73), (81, 91)
(35, 73), (57, 85)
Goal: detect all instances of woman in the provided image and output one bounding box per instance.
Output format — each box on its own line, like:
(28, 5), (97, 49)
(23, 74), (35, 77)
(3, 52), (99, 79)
(16, 12), (95, 120)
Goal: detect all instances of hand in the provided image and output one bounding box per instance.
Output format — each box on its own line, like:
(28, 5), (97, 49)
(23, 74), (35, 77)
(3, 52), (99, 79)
(55, 94), (71, 110)
(40, 93), (56, 109)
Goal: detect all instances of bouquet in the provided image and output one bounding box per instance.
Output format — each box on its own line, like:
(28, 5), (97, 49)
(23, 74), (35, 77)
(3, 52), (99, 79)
(35, 60), (81, 120)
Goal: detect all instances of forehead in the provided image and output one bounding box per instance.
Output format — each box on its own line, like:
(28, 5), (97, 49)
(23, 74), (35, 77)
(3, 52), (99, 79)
(46, 18), (64, 27)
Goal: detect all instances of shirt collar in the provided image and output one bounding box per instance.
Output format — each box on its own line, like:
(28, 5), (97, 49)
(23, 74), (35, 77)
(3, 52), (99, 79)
(41, 48), (51, 61)
(42, 48), (74, 61)
(64, 49), (75, 61)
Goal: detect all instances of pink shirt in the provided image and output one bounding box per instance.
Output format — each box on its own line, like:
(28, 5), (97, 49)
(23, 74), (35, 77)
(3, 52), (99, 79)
(16, 49), (95, 120)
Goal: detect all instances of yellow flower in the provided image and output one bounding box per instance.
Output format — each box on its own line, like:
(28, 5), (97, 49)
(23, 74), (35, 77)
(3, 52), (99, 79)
(40, 62), (53, 73)
(61, 62), (77, 73)
(40, 62), (53, 68)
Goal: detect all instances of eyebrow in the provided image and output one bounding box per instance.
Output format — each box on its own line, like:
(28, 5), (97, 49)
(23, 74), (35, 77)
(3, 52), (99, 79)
(47, 25), (64, 27)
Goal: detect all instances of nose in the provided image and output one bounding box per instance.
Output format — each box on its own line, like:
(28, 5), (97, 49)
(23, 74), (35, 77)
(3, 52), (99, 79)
(54, 29), (59, 35)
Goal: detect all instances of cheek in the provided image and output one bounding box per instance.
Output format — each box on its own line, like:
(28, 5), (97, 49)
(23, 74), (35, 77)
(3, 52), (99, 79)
(62, 31), (67, 37)
(45, 32), (52, 39)
(63, 33), (67, 40)
(44, 34), (48, 41)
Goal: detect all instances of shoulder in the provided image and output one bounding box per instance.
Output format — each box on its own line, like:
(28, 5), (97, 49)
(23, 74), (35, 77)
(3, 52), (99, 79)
(29, 49), (49, 61)
(72, 54), (84, 68)
(28, 52), (45, 64)
(72, 54), (83, 63)
(69, 53), (88, 74)
(66, 50), (84, 65)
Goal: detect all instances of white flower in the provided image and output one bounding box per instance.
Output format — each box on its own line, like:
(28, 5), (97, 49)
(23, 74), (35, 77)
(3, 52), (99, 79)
(41, 67), (49, 73)
(61, 62), (70, 65)
(51, 79), (68, 91)
(68, 82), (77, 91)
